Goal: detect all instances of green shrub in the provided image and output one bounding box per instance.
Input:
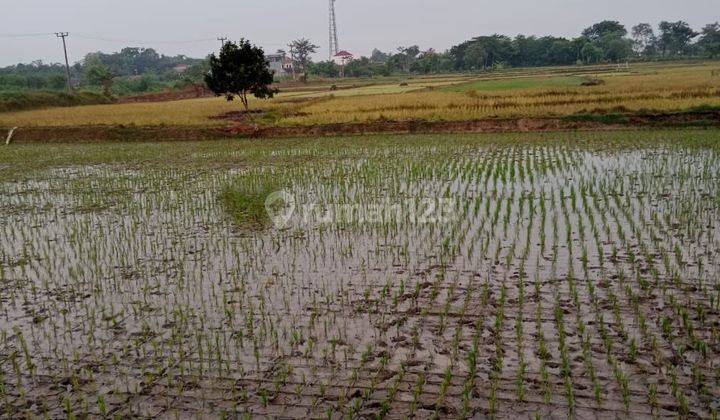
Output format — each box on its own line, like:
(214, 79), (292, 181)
(0, 90), (114, 113)
(220, 176), (280, 228)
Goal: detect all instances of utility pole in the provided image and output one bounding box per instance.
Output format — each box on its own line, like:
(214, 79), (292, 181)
(217, 37), (227, 49)
(55, 32), (72, 92)
(288, 44), (297, 80)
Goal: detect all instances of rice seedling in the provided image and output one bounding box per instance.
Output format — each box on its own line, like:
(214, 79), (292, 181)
(0, 129), (718, 417)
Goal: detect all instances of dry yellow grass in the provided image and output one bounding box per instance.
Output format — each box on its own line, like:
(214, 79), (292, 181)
(0, 62), (717, 128)
(299, 78), (476, 99)
(0, 95), (301, 127)
(0, 79), (469, 127)
(282, 63), (720, 125)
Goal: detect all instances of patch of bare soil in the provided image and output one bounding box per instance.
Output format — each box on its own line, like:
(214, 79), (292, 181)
(210, 109), (264, 123)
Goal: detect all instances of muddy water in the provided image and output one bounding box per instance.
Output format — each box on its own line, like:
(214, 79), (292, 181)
(0, 142), (719, 418)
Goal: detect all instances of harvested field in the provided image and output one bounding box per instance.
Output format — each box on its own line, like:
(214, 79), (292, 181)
(1, 130), (719, 418)
(0, 62), (718, 130)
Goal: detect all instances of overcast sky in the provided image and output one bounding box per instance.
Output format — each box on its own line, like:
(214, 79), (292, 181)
(1, 0), (717, 66)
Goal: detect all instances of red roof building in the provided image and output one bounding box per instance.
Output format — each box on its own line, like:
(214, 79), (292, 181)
(333, 50), (354, 66)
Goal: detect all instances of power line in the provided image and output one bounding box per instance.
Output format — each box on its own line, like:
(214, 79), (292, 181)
(0, 33), (54, 38)
(0, 32), (290, 48)
(73, 34), (219, 45)
(0, 32), (221, 46)
(1, 32), (299, 67)
(217, 37), (227, 49)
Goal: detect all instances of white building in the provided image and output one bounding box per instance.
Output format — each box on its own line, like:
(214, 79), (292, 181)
(267, 53), (294, 78)
(333, 50), (354, 66)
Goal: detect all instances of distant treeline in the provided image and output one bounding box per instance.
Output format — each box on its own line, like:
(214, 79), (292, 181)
(1, 19), (719, 95)
(310, 20), (720, 77)
(0, 47), (208, 95)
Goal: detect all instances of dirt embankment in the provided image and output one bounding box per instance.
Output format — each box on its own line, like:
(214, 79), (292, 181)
(3, 110), (720, 143)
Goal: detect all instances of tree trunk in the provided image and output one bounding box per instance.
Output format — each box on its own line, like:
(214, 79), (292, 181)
(241, 92), (249, 111)
(102, 79), (113, 97)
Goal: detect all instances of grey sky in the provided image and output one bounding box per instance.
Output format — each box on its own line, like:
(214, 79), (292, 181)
(1, 0), (717, 66)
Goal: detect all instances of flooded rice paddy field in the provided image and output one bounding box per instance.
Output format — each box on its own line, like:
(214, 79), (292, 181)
(0, 132), (719, 418)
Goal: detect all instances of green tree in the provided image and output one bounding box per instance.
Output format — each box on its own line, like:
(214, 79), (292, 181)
(370, 49), (390, 64)
(582, 21), (627, 41)
(48, 74), (68, 90)
(308, 61), (339, 78)
(548, 40), (577, 65)
(632, 23), (658, 57)
(344, 57), (384, 77)
(0, 75), (26, 90)
(580, 21), (632, 62)
(602, 36), (633, 62)
(81, 48), (201, 79)
(463, 43), (487, 70)
(388, 46), (420, 72)
(25, 75), (47, 90)
(412, 51), (454, 74)
(85, 61), (116, 96)
(181, 60), (211, 85)
(511, 35), (541, 66)
(581, 43), (603, 64)
(204, 39), (277, 111)
(658, 21), (698, 55)
(698, 23), (720, 58)
(288, 38), (319, 76)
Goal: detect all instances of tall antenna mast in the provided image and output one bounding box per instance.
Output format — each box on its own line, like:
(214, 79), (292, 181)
(328, 0), (339, 61)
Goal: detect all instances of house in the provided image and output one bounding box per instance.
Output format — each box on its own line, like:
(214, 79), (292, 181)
(267, 53), (294, 78)
(172, 64), (190, 73)
(333, 50), (354, 66)
(281, 56), (294, 74)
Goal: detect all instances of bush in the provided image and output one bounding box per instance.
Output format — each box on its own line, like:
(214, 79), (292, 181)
(112, 76), (158, 95)
(0, 90), (114, 113)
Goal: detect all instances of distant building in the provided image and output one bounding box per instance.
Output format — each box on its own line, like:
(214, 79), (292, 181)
(268, 53), (294, 78)
(281, 56), (294, 74)
(173, 64), (190, 73)
(333, 50), (354, 66)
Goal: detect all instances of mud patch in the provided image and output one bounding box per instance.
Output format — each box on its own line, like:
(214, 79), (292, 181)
(210, 109), (264, 123)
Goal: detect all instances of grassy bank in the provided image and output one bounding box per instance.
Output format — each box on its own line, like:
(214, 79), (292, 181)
(0, 90), (114, 113)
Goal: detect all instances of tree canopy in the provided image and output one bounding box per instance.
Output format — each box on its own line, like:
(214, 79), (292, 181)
(288, 39), (319, 75)
(204, 39), (277, 111)
(84, 59), (115, 96)
(582, 21), (628, 41)
(658, 21), (699, 55)
(698, 23), (720, 58)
